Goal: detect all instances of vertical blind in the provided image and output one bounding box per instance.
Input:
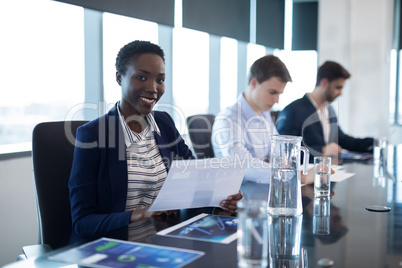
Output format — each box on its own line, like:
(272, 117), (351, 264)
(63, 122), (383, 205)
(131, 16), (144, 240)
(256, 0), (285, 49)
(53, 0), (318, 51)
(52, 0), (175, 26)
(182, 0), (250, 42)
(292, 1), (318, 50)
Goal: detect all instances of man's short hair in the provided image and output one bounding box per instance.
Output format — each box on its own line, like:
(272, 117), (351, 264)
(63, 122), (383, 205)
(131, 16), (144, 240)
(115, 40), (165, 75)
(248, 55), (292, 85)
(315, 61), (351, 86)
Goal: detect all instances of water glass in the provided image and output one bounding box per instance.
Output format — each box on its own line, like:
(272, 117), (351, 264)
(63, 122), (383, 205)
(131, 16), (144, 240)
(373, 137), (388, 165)
(237, 200), (268, 268)
(314, 156), (331, 196)
(313, 196), (330, 235)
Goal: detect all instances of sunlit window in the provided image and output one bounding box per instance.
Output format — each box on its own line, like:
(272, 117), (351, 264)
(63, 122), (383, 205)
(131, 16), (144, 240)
(273, 0), (318, 112)
(220, 37), (238, 111)
(274, 50), (318, 111)
(103, 13), (158, 106)
(396, 51), (402, 124)
(172, 27), (209, 132)
(0, 0), (84, 152)
(0, 0), (320, 155)
(389, 0), (402, 126)
(247, 43), (266, 72)
(388, 49), (402, 125)
(389, 49), (397, 124)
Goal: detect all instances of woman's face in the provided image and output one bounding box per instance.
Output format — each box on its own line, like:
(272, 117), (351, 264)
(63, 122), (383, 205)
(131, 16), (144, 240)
(117, 53), (165, 116)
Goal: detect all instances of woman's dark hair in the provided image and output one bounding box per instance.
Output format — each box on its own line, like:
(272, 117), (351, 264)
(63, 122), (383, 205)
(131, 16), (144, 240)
(315, 61), (351, 86)
(248, 55), (292, 85)
(115, 40), (165, 75)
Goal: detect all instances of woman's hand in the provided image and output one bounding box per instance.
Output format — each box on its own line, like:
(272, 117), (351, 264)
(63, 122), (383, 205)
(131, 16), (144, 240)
(152, 210), (179, 217)
(129, 208), (152, 223)
(130, 209), (179, 223)
(219, 190), (243, 214)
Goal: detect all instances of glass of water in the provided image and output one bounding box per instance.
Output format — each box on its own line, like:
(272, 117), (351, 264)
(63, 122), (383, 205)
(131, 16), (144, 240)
(237, 200), (268, 268)
(314, 156), (331, 196)
(373, 137), (388, 165)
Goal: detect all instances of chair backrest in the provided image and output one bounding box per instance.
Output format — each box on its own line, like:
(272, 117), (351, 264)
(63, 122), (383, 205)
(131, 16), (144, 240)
(32, 120), (88, 249)
(270, 110), (280, 126)
(186, 114), (215, 159)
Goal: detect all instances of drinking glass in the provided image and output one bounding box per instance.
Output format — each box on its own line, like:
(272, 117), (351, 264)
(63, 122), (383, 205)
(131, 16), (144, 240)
(314, 156), (331, 196)
(373, 137), (388, 165)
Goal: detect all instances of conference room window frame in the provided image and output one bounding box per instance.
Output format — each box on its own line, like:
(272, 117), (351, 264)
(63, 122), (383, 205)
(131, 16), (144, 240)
(391, 0), (402, 125)
(0, 0), (320, 159)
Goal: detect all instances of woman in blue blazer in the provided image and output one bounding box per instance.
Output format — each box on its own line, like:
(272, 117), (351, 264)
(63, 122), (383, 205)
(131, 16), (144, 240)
(69, 41), (242, 238)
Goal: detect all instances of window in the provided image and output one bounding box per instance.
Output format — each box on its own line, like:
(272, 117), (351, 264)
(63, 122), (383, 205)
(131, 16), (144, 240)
(269, 0), (317, 111)
(246, 43), (266, 72)
(0, 0), (319, 155)
(274, 50), (318, 111)
(390, 49), (402, 124)
(172, 27), (209, 132)
(390, 0), (402, 125)
(220, 37), (238, 111)
(103, 13), (158, 106)
(0, 0), (85, 153)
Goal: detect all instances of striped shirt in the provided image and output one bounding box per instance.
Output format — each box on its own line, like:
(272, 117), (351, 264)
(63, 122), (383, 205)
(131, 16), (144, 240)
(127, 218), (157, 243)
(117, 105), (168, 212)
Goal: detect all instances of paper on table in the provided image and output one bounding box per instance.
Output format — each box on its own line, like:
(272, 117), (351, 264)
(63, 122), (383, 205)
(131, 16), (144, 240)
(303, 164), (354, 185)
(331, 165), (344, 172)
(331, 171), (355, 182)
(326, 164), (355, 182)
(149, 157), (247, 212)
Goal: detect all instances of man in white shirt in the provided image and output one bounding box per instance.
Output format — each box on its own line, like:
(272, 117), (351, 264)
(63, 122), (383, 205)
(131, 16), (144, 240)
(212, 55), (292, 183)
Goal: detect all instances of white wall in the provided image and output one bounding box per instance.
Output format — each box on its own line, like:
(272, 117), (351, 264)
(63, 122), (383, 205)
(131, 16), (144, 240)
(0, 156), (37, 266)
(318, 0), (395, 267)
(319, 0), (395, 140)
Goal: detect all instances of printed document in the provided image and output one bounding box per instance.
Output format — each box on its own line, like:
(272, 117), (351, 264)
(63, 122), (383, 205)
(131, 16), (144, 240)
(149, 157), (246, 212)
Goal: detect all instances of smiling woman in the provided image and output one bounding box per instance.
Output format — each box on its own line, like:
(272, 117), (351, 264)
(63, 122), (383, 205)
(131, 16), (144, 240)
(68, 40), (243, 239)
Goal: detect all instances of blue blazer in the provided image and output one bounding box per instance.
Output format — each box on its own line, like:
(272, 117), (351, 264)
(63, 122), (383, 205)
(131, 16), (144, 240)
(69, 106), (194, 238)
(276, 94), (373, 160)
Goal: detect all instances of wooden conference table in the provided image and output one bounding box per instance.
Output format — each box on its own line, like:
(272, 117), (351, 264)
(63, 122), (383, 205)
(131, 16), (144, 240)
(3, 146), (402, 268)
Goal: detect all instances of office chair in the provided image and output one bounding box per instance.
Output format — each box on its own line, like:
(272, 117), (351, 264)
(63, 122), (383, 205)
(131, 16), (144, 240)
(270, 110), (281, 126)
(186, 114), (215, 159)
(20, 120), (88, 259)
